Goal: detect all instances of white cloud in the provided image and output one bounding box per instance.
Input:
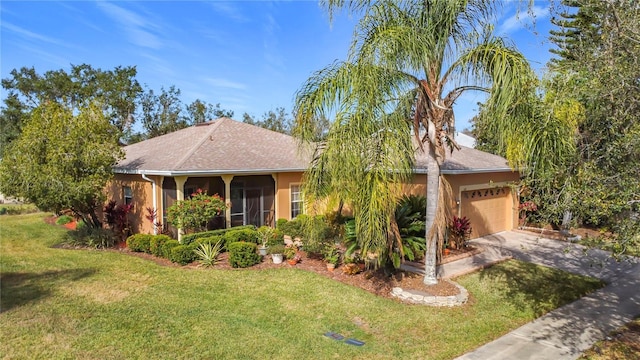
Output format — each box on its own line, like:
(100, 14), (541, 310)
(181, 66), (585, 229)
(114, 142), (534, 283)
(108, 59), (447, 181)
(2, 22), (66, 46)
(95, 1), (162, 49)
(204, 77), (247, 90)
(208, 2), (249, 23)
(498, 6), (550, 35)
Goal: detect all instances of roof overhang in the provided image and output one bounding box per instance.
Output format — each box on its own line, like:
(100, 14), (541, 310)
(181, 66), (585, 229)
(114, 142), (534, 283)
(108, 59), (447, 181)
(114, 167), (308, 177)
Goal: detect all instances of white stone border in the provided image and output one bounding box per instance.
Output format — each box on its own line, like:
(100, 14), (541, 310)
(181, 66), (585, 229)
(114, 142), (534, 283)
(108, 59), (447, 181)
(391, 279), (468, 306)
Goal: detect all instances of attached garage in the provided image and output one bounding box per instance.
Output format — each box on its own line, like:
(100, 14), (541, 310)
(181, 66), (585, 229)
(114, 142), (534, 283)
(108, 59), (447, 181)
(460, 186), (513, 238)
(410, 146), (521, 240)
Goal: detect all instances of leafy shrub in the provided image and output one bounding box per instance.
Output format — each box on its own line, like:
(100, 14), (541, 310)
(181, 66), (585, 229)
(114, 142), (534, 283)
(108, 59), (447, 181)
(227, 241), (261, 268)
(3, 204), (39, 215)
(276, 218), (288, 230)
(103, 201), (133, 242)
(166, 189), (227, 233)
(126, 234), (154, 253)
(181, 225), (255, 245)
(150, 235), (172, 257)
(194, 239), (224, 267)
(64, 227), (117, 249)
(169, 244), (198, 265)
(268, 244), (285, 255)
(55, 215), (74, 225)
(162, 240), (180, 258)
(390, 194), (427, 265)
(223, 228), (259, 248)
(448, 216), (472, 249)
(0, 207), (6, 215)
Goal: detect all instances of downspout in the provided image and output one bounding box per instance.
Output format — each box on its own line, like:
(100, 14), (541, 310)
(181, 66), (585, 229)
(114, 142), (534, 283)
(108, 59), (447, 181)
(141, 172), (158, 235)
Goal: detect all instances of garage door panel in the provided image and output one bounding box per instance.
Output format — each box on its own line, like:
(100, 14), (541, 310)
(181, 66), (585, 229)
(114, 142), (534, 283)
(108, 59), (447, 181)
(461, 187), (510, 238)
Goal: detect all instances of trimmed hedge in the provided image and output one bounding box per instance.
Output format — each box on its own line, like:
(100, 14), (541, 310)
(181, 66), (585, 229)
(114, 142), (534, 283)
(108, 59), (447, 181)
(227, 241), (261, 268)
(162, 240), (181, 259)
(169, 244), (198, 265)
(150, 235), (172, 257)
(181, 225), (256, 245)
(126, 234), (154, 253)
(223, 228), (259, 248)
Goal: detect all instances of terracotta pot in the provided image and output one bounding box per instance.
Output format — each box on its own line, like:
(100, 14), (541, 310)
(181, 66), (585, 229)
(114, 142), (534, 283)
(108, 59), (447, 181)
(443, 248), (451, 256)
(287, 259), (298, 265)
(326, 263), (336, 272)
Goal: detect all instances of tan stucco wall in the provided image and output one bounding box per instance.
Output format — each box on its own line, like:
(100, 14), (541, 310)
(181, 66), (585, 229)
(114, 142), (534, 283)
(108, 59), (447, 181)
(404, 171), (520, 234)
(274, 172), (303, 221)
(106, 174), (162, 234)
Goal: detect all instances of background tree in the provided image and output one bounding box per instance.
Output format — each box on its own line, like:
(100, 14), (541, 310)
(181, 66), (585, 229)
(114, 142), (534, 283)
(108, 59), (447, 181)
(186, 99), (234, 124)
(0, 64), (142, 149)
(475, 0), (639, 253)
(139, 85), (188, 139)
(0, 101), (124, 228)
(295, 0), (540, 284)
(242, 107), (293, 134)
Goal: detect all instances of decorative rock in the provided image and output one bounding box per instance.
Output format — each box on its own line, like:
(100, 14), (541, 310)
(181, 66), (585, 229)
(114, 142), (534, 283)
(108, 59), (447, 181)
(390, 279), (469, 307)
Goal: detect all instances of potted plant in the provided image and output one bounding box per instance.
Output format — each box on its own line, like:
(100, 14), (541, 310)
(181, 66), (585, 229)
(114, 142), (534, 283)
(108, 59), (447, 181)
(284, 244), (301, 265)
(257, 226), (275, 256)
(323, 245), (340, 271)
(268, 244), (285, 264)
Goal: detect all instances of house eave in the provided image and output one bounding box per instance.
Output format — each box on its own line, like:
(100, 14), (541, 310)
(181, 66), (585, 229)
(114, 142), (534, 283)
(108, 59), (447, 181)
(113, 167), (309, 177)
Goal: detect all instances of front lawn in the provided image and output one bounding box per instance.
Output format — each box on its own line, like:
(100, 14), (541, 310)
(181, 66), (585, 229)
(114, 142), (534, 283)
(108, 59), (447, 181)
(1, 213), (603, 359)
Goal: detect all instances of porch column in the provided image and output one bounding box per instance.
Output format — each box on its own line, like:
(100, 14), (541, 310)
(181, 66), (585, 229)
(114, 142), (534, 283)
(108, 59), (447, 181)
(174, 176), (188, 243)
(221, 175), (234, 228)
(271, 173), (278, 228)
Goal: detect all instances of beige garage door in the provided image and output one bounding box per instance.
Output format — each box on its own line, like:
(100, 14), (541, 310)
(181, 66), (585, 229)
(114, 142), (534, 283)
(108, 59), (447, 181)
(460, 187), (511, 239)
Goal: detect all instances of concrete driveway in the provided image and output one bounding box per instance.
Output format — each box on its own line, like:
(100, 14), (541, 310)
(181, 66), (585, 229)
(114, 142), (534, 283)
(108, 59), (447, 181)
(455, 230), (640, 360)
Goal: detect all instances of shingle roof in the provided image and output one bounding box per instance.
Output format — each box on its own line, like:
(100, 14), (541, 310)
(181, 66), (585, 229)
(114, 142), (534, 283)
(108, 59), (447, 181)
(115, 118), (513, 175)
(416, 145), (513, 174)
(115, 118), (310, 175)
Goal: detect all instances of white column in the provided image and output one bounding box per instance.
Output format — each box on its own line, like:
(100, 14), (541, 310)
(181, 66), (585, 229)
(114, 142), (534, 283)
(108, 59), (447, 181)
(221, 175), (234, 228)
(174, 176), (188, 243)
(271, 173), (278, 227)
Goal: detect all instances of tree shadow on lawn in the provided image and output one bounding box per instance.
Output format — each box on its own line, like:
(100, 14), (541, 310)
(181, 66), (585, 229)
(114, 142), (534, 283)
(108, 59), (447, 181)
(478, 260), (604, 318)
(0, 268), (96, 313)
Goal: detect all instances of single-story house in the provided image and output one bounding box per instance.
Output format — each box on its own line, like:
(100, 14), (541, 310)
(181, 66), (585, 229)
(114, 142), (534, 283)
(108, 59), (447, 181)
(108, 117), (519, 240)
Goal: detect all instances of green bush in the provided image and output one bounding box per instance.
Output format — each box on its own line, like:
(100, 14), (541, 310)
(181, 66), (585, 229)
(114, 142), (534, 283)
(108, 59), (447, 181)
(276, 218), (288, 230)
(64, 227), (117, 249)
(150, 235), (172, 257)
(0, 207), (6, 215)
(162, 240), (180, 259)
(181, 225), (255, 245)
(227, 241), (261, 268)
(169, 244), (198, 265)
(126, 234), (153, 253)
(4, 204), (39, 215)
(55, 215), (74, 225)
(223, 228), (259, 248)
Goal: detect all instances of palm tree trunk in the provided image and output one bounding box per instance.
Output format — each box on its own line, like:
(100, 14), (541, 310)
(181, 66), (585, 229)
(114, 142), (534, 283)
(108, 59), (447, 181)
(423, 145), (439, 285)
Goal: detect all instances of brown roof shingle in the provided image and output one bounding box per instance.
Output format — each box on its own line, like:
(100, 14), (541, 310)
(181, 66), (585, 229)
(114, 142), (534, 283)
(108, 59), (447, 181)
(116, 118), (514, 175)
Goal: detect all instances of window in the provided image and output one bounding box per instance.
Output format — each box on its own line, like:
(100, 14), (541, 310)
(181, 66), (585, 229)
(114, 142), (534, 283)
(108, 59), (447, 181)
(123, 186), (133, 205)
(290, 184), (303, 219)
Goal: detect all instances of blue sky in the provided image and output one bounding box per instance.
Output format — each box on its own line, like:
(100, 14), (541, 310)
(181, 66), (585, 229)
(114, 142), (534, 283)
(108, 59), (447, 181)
(1, 1), (554, 132)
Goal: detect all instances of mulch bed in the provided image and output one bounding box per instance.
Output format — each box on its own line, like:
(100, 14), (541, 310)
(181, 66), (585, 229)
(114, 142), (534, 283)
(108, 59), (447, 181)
(46, 215), (462, 299)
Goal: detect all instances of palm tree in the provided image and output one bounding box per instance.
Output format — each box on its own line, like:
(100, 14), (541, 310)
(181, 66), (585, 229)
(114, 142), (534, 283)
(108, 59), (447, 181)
(294, 0), (537, 284)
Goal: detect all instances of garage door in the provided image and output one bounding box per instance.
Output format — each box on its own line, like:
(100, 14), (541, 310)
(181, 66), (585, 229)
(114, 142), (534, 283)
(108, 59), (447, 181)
(460, 187), (511, 239)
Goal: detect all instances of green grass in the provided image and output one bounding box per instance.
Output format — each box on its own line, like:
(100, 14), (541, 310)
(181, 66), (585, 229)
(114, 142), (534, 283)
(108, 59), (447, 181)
(1, 213), (604, 359)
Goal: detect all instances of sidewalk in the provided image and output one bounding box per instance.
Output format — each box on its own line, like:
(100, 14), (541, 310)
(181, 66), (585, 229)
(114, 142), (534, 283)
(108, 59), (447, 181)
(453, 231), (640, 360)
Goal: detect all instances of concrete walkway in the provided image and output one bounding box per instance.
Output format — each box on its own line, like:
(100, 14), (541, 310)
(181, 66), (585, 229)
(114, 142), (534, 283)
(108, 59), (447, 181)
(450, 231), (640, 360)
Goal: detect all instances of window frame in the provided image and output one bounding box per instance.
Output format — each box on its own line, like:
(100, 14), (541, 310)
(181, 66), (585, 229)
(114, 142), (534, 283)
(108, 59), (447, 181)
(123, 186), (133, 205)
(290, 183), (304, 219)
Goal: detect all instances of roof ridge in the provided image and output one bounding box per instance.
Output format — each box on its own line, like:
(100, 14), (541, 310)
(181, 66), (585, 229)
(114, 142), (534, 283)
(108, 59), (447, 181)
(174, 118), (225, 169)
